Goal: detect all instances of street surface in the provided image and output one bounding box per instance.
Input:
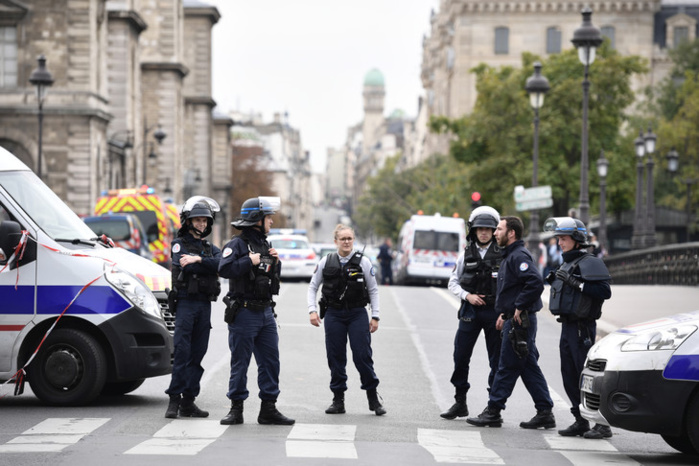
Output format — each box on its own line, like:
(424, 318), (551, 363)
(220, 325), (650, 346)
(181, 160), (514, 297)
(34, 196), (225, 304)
(1, 283), (698, 465)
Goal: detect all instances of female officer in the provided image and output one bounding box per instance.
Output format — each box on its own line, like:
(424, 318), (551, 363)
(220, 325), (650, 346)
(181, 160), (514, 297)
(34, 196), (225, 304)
(307, 224), (385, 415)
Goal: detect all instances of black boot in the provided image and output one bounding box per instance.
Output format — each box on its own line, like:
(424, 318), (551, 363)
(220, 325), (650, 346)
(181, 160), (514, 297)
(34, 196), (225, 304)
(325, 391), (346, 414)
(179, 396), (209, 418)
(558, 408), (590, 437)
(583, 424), (612, 439)
(440, 395), (468, 419)
(165, 394), (180, 419)
(519, 410), (556, 429)
(466, 406), (502, 427)
(220, 399), (244, 425)
(367, 389), (386, 416)
(258, 400), (295, 425)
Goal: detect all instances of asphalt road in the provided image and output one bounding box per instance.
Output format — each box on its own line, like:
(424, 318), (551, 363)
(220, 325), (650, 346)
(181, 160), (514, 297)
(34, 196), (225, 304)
(1, 283), (698, 465)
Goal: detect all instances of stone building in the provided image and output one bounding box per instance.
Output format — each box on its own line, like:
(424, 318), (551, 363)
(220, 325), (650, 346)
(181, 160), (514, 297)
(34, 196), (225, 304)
(0, 0), (232, 216)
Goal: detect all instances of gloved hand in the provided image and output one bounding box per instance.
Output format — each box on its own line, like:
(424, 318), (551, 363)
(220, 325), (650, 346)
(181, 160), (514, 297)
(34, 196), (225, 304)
(545, 271), (556, 284)
(555, 269), (583, 289)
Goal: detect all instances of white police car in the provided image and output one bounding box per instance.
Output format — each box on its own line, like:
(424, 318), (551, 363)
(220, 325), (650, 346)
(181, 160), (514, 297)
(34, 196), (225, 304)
(268, 232), (318, 281)
(580, 310), (699, 454)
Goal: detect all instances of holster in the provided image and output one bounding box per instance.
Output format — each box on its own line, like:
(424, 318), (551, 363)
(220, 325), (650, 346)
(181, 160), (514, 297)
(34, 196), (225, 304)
(167, 288), (178, 315)
(223, 295), (240, 324)
(319, 297), (328, 319)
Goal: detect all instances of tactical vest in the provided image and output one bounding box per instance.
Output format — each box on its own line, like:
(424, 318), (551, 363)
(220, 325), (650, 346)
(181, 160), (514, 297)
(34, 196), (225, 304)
(458, 242), (501, 305)
(230, 235), (280, 300)
(549, 253), (610, 320)
(172, 237), (220, 301)
(321, 252), (369, 308)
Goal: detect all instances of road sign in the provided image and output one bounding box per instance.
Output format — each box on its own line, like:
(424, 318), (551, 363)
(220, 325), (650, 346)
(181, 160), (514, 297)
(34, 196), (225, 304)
(514, 185), (553, 211)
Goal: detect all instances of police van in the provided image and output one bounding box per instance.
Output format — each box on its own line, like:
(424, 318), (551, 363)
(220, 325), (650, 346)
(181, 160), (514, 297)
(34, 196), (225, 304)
(0, 147), (173, 405)
(580, 310), (699, 455)
(394, 213), (466, 286)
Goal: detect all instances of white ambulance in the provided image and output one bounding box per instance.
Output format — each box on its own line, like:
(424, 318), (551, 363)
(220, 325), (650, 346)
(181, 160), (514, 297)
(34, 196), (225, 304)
(394, 213), (466, 286)
(0, 147), (173, 405)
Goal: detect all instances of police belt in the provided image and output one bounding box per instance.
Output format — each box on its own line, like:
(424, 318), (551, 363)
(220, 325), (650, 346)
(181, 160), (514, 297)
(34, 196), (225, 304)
(326, 299), (367, 310)
(238, 299), (273, 311)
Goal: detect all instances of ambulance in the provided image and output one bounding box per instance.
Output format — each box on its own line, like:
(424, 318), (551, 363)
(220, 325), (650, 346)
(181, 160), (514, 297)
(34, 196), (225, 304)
(0, 147), (173, 406)
(95, 186), (176, 267)
(394, 213), (466, 286)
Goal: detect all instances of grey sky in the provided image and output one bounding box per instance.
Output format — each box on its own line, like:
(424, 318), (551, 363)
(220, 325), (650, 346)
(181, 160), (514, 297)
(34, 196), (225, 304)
(206, 0), (439, 172)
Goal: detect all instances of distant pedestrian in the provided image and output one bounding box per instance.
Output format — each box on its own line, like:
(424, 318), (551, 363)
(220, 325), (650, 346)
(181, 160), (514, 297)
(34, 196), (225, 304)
(377, 237), (394, 285)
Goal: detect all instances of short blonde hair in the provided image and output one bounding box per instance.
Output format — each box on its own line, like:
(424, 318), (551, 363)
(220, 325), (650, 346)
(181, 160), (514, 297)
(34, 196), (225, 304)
(333, 224), (354, 240)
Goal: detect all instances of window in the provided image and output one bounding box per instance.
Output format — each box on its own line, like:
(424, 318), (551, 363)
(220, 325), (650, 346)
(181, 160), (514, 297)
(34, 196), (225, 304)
(674, 26), (689, 47)
(546, 27), (561, 54)
(601, 26), (615, 49)
(0, 27), (18, 87)
(494, 27), (509, 55)
(413, 231), (460, 252)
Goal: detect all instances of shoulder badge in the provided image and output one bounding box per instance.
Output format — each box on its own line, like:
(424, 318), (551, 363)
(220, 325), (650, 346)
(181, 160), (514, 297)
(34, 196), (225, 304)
(172, 243), (181, 254)
(222, 247), (233, 258)
(519, 262), (529, 272)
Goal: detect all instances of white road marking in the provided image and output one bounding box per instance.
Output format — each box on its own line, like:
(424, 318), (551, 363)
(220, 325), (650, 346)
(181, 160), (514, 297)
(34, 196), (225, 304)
(544, 432), (617, 451)
(124, 419), (226, 456)
(0, 418), (109, 453)
(558, 451), (641, 465)
(285, 423), (357, 459)
(418, 428), (504, 464)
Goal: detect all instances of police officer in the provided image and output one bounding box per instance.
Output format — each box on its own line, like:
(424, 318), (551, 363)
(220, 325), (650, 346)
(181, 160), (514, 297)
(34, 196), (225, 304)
(441, 206), (502, 420)
(307, 224), (385, 415)
(165, 196), (222, 419)
(544, 217), (612, 439)
(467, 216), (555, 429)
(218, 196), (294, 426)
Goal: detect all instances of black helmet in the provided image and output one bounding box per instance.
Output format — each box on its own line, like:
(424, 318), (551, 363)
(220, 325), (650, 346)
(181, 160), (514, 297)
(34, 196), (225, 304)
(467, 206), (500, 241)
(231, 196), (280, 229)
(180, 196), (220, 238)
(544, 217), (589, 244)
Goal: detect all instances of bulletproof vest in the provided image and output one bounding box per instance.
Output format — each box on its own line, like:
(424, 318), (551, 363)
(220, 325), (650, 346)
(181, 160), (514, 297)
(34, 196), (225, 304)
(458, 242), (501, 303)
(549, 253), (611, 320)
(231, 235), (280, 300)
(321, 252), (369, 308)
(172, 237), (220, 300)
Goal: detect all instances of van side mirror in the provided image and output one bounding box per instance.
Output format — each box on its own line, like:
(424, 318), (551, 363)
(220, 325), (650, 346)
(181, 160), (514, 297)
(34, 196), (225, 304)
(0, 220), (22, 263)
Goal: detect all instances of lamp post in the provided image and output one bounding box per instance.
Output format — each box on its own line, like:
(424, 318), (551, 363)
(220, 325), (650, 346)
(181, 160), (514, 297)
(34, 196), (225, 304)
(596, 150), (609, 255)
(572, 7), (603, 226)
(28, 55), (54, 180)
(142, 120), (166, 185)
(631, 130), (647, 249)
(524, 61), (550, 264)
(643, 125), (657, 248)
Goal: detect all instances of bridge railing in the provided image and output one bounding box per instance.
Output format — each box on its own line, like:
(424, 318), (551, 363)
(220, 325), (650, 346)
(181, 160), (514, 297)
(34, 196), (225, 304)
(604, 242), (699, 286)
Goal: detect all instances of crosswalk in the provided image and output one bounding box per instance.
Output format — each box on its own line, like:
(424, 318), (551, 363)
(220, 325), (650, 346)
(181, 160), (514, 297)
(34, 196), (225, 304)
(0, 417), (642, 464)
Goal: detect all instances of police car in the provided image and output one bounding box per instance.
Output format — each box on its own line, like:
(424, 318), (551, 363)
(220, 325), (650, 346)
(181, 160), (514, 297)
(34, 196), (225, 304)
(580, 310), (699, 454)
(267, 230), (318, 281)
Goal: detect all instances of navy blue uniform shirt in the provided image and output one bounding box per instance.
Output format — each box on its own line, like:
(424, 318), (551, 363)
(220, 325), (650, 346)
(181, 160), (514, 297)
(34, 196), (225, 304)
(495, 239), (544, 316)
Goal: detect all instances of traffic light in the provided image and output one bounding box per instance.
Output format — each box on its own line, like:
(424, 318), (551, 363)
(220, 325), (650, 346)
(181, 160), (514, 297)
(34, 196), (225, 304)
(471, 191), (482, 210)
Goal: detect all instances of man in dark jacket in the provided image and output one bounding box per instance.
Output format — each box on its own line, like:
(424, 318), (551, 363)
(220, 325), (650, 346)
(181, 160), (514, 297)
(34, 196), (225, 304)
(467, 216), (555, 430)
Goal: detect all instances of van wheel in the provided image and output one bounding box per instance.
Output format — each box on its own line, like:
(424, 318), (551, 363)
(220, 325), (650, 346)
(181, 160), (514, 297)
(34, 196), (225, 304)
(27, 328), (107, 406)
(661, 433), (697, 455)
(686, 392), (699, 454)
(101, 379), (145, 396)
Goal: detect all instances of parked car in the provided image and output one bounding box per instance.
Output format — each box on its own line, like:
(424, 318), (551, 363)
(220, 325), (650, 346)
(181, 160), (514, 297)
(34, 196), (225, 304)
(84, 213), (154, 261)
(312, 242), (336, 259)
(268, 233), (318, 281)
(580, 310), (699, 455)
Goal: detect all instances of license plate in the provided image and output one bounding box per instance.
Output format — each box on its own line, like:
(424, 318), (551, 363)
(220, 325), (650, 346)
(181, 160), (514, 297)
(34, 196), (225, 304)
(581, 374), (594, 393)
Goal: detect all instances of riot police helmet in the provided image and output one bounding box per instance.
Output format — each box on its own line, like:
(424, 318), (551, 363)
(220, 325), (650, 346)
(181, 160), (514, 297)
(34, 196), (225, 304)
(231, 196), (281, 229)
(543, 217), (589, 245)
(180, 196), (220, 238)
(467, 206), (500, 241)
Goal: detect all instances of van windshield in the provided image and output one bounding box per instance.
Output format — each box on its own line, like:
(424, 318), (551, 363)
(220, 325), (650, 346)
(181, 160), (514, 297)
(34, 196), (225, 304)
(0, 170), (97, 240)
(414, 230), (460, 252)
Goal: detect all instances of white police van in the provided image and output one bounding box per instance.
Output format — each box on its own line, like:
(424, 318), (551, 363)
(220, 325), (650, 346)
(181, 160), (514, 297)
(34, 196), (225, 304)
(580, 310), (699, 454)
(0, 147), (173, 405)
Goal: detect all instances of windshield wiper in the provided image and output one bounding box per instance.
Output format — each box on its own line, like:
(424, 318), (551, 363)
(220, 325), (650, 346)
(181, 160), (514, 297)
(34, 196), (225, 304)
(55, 238), (97, 247)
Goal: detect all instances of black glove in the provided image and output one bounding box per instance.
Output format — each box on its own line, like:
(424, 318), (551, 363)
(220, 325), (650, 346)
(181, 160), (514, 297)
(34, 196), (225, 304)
(555, 269), (583, 289)
(545, 271), (556, 284)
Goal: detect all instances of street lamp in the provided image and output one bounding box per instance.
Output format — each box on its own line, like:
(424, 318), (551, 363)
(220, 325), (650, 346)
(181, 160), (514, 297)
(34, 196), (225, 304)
(571, 7), (603, 226)
(631, 126), (658, 249)
(643, 125), (657, 248)
(142, 121), (166, 185)
(28, 55), (54, 180)
(631, 129), (647, 249)
(524, 61), (550, 264)
(666, 148), (698, 242)
(596, 150), (609, 255)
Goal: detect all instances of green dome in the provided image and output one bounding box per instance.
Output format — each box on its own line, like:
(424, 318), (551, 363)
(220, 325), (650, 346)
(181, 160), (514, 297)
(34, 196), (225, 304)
(364, 68), (385, 87)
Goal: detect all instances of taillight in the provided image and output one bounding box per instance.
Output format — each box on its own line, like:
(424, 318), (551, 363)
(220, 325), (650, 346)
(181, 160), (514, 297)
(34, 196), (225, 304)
(306, 251), (317, 260)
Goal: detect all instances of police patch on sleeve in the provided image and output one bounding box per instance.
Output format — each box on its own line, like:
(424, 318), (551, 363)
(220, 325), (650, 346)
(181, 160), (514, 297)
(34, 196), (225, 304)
(519, 262), (529, 272)
(222, 247), (233, 258)
(172, 243), (181, 254)
(370, 266), (376, 276)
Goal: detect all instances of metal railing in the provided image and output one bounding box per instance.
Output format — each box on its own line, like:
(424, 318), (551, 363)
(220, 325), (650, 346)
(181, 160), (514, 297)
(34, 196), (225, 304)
(604, 242), (699, 286)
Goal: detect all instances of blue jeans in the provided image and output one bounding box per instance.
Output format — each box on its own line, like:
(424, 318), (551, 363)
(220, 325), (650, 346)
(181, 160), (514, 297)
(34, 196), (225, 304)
(226, 306), (280, 401)
(166, 298), (211, 398)
(324, 306), (379, 392)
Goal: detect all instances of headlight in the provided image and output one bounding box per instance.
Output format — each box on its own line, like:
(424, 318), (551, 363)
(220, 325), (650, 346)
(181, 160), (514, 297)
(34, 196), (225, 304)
(621, 325), (697, 352)
(104, 264), (162, 319)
